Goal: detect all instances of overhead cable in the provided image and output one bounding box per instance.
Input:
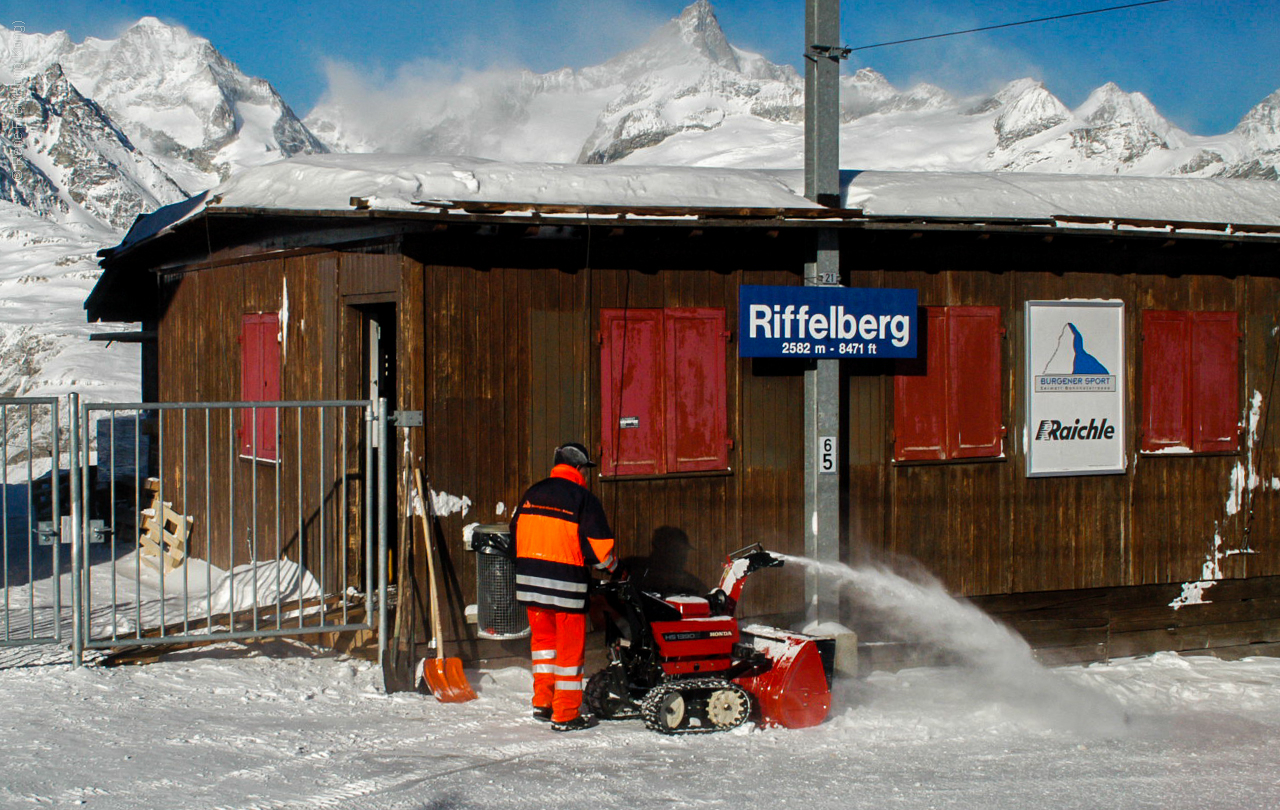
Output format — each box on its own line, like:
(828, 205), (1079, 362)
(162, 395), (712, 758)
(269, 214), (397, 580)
(846, 0), (1178, 52)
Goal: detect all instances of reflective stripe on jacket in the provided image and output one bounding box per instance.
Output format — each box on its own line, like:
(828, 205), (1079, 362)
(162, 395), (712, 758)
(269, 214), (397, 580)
(511, 464), (617, 613)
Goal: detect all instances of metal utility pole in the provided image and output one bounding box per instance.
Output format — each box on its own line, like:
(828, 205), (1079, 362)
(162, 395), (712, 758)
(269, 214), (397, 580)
(805, 0), (843, 207)
(803, 0), (846, 623)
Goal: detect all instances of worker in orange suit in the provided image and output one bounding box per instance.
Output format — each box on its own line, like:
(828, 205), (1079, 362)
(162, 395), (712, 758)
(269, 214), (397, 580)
(510, 442), (620, 732)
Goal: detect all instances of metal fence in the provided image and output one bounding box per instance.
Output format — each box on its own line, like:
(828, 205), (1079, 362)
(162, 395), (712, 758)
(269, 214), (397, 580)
(0, 396), (388, 667)
(1, 398), (66, 652)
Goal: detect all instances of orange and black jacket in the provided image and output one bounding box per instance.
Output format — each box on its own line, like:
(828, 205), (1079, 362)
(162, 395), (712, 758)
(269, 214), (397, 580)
(511, 464), (618, 613)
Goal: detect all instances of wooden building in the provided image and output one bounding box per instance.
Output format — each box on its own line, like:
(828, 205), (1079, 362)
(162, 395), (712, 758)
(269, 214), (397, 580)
(87, 158), (1280, 667)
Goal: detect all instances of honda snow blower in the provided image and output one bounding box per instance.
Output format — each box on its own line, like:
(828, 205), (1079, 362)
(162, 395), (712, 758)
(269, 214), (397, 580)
(585, 544), (832, 735)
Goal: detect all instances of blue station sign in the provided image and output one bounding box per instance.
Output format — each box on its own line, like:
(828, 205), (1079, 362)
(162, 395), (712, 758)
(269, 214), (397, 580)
(738, 285), (918, 359)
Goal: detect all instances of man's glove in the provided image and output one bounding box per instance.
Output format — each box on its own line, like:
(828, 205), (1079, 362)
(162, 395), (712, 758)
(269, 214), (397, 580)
(611, 563), (629, 582)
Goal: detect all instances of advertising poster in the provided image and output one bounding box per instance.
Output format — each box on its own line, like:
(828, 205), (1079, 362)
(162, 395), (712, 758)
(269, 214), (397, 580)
(1025, 300), (1126, 477)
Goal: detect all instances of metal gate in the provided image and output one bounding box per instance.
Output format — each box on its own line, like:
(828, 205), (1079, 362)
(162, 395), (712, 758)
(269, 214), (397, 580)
(0, 398), (68, 660)
(0, 396), (388, 667)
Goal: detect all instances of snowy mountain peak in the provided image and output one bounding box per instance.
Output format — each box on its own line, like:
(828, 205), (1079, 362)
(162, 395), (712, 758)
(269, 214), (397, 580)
(0, 27), (73, 83)
(598, 0), (736, 74)
(989, 79), (1071, 149)
(991, 78), (1051, 106)
(1235, 89), (1280, 153)
(670, 0), (738, 71)
(845, 67), (896, 92)
(0, 16), (326, 214)
(597, 1), (788, 82)
(0, 63), (185, 229)
(1077, 82), (1174, 135)
(840, 68), (897, 119)
(130, 16), (172, 31)
(1074, 82), (1185, 159)
(838, 69), (955, 122)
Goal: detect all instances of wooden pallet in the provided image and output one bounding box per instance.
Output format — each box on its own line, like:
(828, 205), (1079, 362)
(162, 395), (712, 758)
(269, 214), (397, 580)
(137, 479), (191, 572)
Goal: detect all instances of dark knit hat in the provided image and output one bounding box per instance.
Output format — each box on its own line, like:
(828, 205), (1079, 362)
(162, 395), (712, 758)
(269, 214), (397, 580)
(554, 442), (597, 468)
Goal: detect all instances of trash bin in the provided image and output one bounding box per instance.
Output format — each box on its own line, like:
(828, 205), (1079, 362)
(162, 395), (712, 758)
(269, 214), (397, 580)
(470, 524), (529, 639)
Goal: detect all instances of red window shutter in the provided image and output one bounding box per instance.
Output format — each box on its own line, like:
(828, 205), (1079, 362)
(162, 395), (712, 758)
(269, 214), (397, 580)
(894, 308), (948, 461)
(947, 307), (1003, 458)
(240, 313), (280, 460)
(1191, 312), (1239, 453)
(1141, 311), (1190, 452)
(664, 308), (729, 473)
(600, 309), (664, 476)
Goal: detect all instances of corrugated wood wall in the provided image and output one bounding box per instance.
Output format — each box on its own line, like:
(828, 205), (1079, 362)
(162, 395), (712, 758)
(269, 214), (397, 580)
(150, 228), (1280, 647)
(408, 247), (807, 626)
(154, 253), (374, 593)
(855, 237), (1280, 605)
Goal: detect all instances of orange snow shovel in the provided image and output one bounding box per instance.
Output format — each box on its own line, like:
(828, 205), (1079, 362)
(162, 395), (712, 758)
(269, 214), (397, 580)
(414, 468), (478, 703)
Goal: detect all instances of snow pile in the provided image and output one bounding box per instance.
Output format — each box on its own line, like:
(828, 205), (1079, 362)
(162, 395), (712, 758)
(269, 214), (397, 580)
(207, 558), (321, 615)
(111, 550), (323, 616)
(80, 551), (325, 642)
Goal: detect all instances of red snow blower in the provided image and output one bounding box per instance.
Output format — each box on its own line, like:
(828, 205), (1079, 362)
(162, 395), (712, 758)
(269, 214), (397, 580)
(585, 544), (832, 734)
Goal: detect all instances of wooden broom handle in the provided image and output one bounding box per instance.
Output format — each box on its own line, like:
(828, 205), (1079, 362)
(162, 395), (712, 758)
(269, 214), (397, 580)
(416, 469), (445, 662)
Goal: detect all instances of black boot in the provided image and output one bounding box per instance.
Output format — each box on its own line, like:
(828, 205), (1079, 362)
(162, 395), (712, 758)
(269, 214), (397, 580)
(551, 714), (598, 732)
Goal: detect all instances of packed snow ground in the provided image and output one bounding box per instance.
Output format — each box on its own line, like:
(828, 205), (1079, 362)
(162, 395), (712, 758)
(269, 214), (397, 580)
(2, 643), (1279, 809)
(4, 549), (1280, 810)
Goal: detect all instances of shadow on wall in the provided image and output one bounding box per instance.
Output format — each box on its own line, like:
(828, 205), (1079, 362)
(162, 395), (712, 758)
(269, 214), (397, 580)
(621, 525), (710, 596)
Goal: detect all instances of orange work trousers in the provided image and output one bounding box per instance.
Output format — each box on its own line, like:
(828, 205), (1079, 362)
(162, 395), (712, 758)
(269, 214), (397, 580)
(527, 606), (586, 723)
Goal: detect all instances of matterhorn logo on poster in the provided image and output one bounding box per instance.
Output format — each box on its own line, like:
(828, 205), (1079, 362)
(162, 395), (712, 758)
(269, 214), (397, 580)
(1024, 301), (1126, 477)
(1034, 322), (1117, 393)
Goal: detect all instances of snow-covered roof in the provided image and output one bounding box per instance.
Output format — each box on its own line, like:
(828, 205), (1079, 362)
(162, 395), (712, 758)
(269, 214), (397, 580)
(107, 155), (1280, 257)
(209, 154), (823, 213)
(839, 170), (1280, 231)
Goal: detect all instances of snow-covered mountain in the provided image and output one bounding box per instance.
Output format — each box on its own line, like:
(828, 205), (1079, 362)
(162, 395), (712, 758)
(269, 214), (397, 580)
(308, 0), (1280, 181)
(0, 203), (137, 401)
(2, 0), (1278, 235)
(1231, 89), (1280, 180)
(2, 0), (1280, 403)
(0, 64), (186, 230)
(0, 16), (327, 399)
(303, 0), (805, 164)
(0, 16), (326, 228)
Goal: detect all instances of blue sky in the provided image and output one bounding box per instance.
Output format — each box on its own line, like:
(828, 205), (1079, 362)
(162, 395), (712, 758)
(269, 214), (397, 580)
(6, 1), (1277, 134)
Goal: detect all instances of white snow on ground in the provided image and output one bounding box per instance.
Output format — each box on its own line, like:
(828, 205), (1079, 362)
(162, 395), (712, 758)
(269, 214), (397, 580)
(3, 549), (1280, 808)
(2, 643), (1279, 809)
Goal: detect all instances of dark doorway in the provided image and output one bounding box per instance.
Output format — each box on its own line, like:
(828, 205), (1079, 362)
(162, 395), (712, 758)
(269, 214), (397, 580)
(356, 302), (398, 589)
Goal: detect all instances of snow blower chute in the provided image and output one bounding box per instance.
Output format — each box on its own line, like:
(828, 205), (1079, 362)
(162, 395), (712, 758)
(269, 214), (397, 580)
(585, 544), (832, 734)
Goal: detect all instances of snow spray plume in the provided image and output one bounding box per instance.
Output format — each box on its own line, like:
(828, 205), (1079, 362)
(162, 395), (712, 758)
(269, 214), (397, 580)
(781, 554), (1130, 736)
